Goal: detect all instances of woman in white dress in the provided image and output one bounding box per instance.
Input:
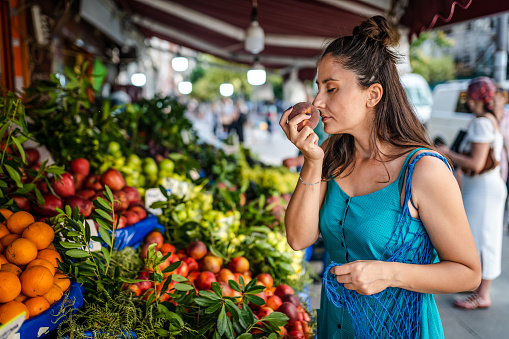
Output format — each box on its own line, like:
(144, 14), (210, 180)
(438, 76), (507, 309)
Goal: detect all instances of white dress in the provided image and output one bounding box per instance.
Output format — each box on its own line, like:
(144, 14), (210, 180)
(459, 117), (507, 280)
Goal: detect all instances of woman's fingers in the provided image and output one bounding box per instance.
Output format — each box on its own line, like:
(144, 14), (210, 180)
(279, 107), (293, 136)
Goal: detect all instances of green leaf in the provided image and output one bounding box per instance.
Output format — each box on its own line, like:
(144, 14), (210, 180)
(104, 185), (114, 203)
(15, 183), (35, 195)
(268, 333), (277, 339)
(65, 205), (72, 217)
(34, 188), (44, 205)
(59, 241), (84, 249)
(155, 329), (169, 337)
(225, 299), (241, 320)
(11, 137), (25, 163)
(98, 226), (112, 247)
(259, 312), (289, 326)
(0, 180), (7, 188)
(228, 280), (242, 293)
(4, 164), (22, 188)
(194, 297), (217, 307)
(211, 282), (222, 297)
(65, 249), (90, 258)
(245, 294), (265, 306)
(95, 209), (113, 222)
(162, 261), (181, 273)
(245, 285), (266, 295)
(101, 247), (110, 263)
(205, 301), (222, 314)
(199, 290), (221, 300)
(209, 246), (224, 258)
(225, 316), (235, 339)
(94, 197), (110, 210)
(236, 334), (253, 339)
(174, 282), (194, 291)
(170, 274), (187, 282)
(217, 305), (226, 336)
(119, 277), (144, 284)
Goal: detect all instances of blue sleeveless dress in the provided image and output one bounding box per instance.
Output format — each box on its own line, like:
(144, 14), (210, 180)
(317, 149), (446, 339)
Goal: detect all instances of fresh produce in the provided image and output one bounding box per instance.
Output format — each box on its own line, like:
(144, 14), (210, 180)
(0, 210), (71, 325)
(288, 102), (320, 132)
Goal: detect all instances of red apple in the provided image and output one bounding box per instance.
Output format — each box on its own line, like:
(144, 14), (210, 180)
(278, 302), (299, 326)
(188, 271), (200, 286)
(73, 173), (86, 191)
(256, 306), (274, 319)
(140, 242), (159, 260)
(228, 256), (250, 274)
(77, 189), (96, 200)
(216, 268), (235, 284)
(24, 148), (40, 166)
(196, 271), (217, 290)
(33, 193), (63, 216)
(183, 257), (199, 272)
(127, 283), (142, 296)
(122, 211), (140, 226)
(112, 215), (127, 229)
(85, 174), (103, 191)
(256, 273), (274, 289)
(101, 168), (126, 191)
(36, 181), (49, 193)
(186, 241), (207, 260)
(160, 243), (176, 256)
(113, 190), (129, 211)
(144, 231), (164, 248)
(282, 294), (300, 308)
(138, 279), (153, 293)
(51, 172), (75, 197)
(200, 255), (222, 274)
(12, 195), (31, 212)
(218, 281), (233, 297)
(129, 205), (147, 220)
(70, 158), (90, 177)
(274, 284), (294, 298)
(287, 330), (305, 339)
(122, 186), (141, 206)
(65, 195), (93, 217)
(266, 295), (283, 311)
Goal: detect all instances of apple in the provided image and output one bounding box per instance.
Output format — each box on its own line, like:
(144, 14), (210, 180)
(144, 231), (164, 249)
(85, 174), (103, 191)
(218, 282), (233, 297)
(77, 190), (96, 200)
(138, 279), (153, 293)
(36, 181), (49, 193)
(188, 271), (200, 286)
(73, 173), (86, 191)
(183, 257), (199, 272)
(123, 211), (140, 226)
(159, 243), (176, 256)
(228, 256), (249, 274)
(216, 268), (235, 284)
(200, 255), (222, 274)
(274, 284), (294, 298)
(256, 273), (274, 289)
(65, 195), (93, 217)
(12, 195), (31, 212)
(282, 294), (301, 308)
(186, 241), (207, 260)
(127, 283), (142, 296)
(112, 215), (127, 229)
(129, 205), (147, 220)
(266, 295), (283, 311)
(278, 302), (299, 326)
(286, 330), (305, 339)
(122, 186), (141, 206)
(256, 306), (274, 319)
(24, 148), (40, 166)
(51, 172), (75, 197)
(158, 159), (175, 173)
(177, 249), (187, 259)
(101, 169), (125, 191)
(113, 190), (129, 211)
(33, 193), (63, 216)
(195, 271), (217, 290)
(250, 291), (267, 311)
(70, 158), (90, 177)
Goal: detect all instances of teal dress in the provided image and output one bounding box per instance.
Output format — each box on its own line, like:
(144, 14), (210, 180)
(318, 149), (445, 339)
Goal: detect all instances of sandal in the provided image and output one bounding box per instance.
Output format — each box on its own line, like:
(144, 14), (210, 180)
(454, 293), (491, 310)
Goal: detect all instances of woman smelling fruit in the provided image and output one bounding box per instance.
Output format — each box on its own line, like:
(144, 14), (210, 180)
(281, 16), (480, 338)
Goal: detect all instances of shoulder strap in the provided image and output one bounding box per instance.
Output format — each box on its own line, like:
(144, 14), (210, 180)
(400, 152), (451, 215)
(397, 148), (428, 192)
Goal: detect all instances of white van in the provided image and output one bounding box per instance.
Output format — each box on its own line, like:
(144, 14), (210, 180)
(427, 80), (509, 146)
(400, 73), (433, 124)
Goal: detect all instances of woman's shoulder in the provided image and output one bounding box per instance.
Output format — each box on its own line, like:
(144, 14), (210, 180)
(407, 149), (453, 188)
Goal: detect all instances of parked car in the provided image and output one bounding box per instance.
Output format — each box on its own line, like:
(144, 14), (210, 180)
(427, 79), (509, 146)
(400, 73), (433, 124)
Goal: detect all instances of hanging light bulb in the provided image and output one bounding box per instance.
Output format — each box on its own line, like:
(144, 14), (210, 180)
(178, 81), (193, 95)
(220, 83), (234, 97)
(172, 51), (189, 72)
(247, 57), (266, 86)
(245, 0), (264, 54)
(131, 73), (147, 86)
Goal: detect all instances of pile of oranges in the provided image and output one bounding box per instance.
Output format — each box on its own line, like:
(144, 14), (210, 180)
(0, 210), (70, 326)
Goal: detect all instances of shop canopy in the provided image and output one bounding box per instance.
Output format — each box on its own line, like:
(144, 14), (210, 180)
(115, 0), (509, 78)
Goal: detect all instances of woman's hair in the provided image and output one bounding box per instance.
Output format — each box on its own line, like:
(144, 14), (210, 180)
(319, 16), (433, 180)
(467, 76), (497, 114)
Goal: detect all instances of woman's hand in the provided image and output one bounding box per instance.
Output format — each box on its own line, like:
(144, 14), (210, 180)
(279, 107), (324, 162)
(329, 260), (394, 295)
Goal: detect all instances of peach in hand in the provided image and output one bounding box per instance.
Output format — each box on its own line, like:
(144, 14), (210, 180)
(288, 102), (319, 132)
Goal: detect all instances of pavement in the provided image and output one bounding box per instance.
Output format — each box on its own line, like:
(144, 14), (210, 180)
(192, 115), (509, 338)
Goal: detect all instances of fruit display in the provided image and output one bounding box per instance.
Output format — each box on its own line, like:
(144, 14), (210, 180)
(0, 210), (71, 324)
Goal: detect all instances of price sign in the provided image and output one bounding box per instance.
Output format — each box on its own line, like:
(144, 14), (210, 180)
(0, 313), (26, 339)
(85, 219), (101, 252)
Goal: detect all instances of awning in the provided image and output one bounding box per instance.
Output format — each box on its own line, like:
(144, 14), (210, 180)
(115, 0), (509, 78)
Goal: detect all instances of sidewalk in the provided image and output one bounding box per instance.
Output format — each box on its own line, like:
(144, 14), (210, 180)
(307, 229), (509, 338)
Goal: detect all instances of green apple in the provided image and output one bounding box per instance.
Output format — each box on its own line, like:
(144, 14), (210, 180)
(158, 159), (175, 173)
(108, 141), (121, 155)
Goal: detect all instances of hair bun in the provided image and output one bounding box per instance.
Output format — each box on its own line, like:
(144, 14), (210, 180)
(352, 16), (397, 47)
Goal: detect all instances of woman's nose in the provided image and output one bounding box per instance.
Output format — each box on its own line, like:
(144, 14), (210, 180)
(312, 95), (324, 110)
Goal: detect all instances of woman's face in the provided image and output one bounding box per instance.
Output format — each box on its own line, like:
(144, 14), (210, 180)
(493, 91), (507, 112)
(313, 54), (373, 135)
(466, 98), (485, 116)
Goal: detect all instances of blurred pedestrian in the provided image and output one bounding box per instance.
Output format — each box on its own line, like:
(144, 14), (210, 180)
(282, 15), (480, 338)
(438, 76), (507, 310)
(493, 86), (509, 183)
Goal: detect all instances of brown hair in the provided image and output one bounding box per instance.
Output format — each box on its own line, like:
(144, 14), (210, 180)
(320, 16), (433, 180)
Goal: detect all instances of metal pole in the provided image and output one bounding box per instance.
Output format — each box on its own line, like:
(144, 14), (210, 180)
(494, 13), (508, 83)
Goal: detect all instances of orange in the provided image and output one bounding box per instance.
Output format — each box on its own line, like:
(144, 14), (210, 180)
(20, 265), (53, 297)
(26, 259), (56, 276)
(53, 273), (71, 292)
(14, 293), (28, 302)
(22, 222), (54, 250)
(0, 263), (22, 276)
(0, 254), (8, 265)
(6, 211), (35, 235)
(47, 243), (56, 250)
(0, 300), (29, 324)
(24, 297), (50, 317)
(42, 284), (63, 305)
(0, 209), (13, 222)
(5, 238), (38, 266)
(0, 242), (3, 253)
(0, 233), (20, 248)
(36, 249), (62, 270)
(0, 271), (22, 303)
(0, 222), (9, 239)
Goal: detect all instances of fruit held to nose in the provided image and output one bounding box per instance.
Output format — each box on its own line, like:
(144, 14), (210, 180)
(288, 102), (319, 132)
